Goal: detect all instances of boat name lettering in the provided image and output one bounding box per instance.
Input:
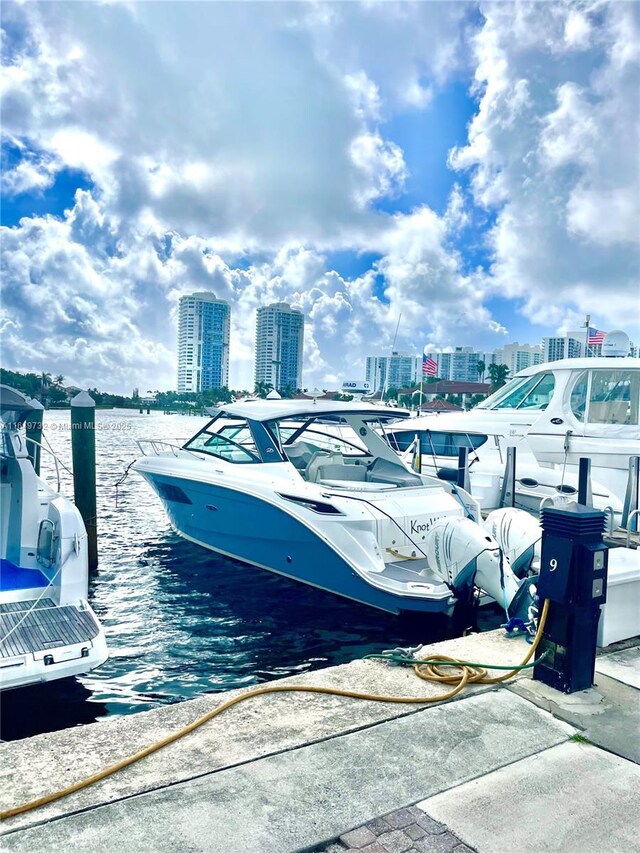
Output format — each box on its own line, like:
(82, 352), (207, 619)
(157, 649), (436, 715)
(410, 519), (429, 535)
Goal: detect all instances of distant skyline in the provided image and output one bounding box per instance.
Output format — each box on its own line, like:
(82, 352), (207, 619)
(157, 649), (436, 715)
(1, 2), (638, 394)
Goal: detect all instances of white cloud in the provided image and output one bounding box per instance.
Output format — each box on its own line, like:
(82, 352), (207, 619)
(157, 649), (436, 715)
(450, 0), (640, 334)
(1, 1), (637, 395)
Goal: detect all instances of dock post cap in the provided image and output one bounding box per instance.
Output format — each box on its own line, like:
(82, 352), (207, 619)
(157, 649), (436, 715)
(28, 398), (45, 410)
(71, 391), (96, 408)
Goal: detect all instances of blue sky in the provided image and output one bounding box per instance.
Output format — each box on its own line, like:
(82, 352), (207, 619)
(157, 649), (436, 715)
(1, 2), (638, 392)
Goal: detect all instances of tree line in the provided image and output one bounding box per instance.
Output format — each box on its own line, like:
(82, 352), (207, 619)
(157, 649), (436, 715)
(1, 362), (510, 410)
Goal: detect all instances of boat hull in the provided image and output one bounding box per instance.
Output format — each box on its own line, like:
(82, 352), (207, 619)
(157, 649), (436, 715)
(142, 471), (454, 615)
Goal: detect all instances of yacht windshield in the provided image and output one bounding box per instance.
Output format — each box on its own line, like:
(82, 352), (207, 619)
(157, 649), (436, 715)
(478, 373), (555, 411)
(183, 416), (260, 463)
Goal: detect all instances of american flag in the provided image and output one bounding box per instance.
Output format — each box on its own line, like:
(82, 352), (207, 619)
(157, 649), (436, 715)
(422, 354), (438, 376)
(588, 328), (605, 345)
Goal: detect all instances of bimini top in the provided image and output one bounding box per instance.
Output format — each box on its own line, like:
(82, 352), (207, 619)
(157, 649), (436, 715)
(515, 357), (640, 378)
(214, 399), (410, 423)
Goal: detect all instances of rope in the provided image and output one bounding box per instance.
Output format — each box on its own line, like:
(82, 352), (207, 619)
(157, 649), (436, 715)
(0, 562), (63, 646)
(0, 601), (549, 822)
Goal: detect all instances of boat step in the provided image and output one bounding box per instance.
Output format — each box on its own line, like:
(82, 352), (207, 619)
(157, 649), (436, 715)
(0, 598), (101, 658)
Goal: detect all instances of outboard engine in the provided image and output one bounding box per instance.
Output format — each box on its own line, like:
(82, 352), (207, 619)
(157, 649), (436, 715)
(425, 516), (534, 620)
(482, 508), (542, 578)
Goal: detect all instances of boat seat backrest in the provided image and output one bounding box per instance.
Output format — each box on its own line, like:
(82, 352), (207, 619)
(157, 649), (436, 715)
(284, 441), (319, 471)
(315, 463), (368, 482)
(305, 452), (343, 483)
(365, 457), (422, 487)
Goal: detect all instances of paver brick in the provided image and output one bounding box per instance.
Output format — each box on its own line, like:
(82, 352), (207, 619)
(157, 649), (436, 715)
(377, 829), (414, 853)
(340, 826), (378, 848)
(452, 845), (475, 852)
(365, 817), (394, 836)
(405, 824), (428, 841)
(412, 831), (462, 853)
(415, 813), (447, 835)
(383, 808), (419, 829)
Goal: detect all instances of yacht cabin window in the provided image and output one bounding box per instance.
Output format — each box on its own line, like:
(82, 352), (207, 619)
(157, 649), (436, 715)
(587, 370), (639, 425)
(570, 371), (588, 422)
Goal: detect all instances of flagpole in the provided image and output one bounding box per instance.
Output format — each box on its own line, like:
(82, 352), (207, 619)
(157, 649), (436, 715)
(584, 314), (590, 358)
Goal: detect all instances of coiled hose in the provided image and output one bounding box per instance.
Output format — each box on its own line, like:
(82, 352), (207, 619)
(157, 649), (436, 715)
(1, 600), (549, 822)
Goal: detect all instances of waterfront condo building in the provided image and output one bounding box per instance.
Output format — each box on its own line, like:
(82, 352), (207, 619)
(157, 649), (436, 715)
(492, 342), (543, 377)
(177, 292), (230, 393)
(255, 303), (305, 392)
(423, 347), (485, 383)
(365, 353), (420, 393)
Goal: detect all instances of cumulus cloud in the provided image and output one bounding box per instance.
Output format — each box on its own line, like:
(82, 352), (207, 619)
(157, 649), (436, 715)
(1, 1), (637, 394)
(451, 1), (640, 331)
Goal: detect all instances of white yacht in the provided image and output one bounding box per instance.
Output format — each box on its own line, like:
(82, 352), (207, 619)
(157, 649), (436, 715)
(0, 386), (108, 690)
(133, 401), (536, 619)
(386, 358), (639, 517)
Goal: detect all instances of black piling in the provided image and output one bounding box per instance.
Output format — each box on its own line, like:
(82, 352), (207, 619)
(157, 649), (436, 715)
(578, 457), (593, 506)
(71, 391), (98, 571)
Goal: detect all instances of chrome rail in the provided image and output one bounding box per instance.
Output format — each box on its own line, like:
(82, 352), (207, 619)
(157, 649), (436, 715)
(135, 439), (187, 457)
(24, 436), (68, 492)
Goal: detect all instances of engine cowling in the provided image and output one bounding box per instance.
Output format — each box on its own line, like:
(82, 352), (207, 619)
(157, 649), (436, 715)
(483, 508), (542, 578)
(425, 515), (532, 618)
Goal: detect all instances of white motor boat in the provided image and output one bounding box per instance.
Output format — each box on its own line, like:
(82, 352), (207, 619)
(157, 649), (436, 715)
(386, 358), (640, 517)
(0, 386), (108, 690)
(133, 401), (537, 618)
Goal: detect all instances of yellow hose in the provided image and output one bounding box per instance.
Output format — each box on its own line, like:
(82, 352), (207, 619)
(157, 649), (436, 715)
(1, 600), (549, 822)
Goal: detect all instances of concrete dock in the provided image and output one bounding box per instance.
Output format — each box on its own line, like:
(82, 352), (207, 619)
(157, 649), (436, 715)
(1, 631), (638, 852)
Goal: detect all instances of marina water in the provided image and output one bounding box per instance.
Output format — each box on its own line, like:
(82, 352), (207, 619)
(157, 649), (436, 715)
(1, 408), (499, 740)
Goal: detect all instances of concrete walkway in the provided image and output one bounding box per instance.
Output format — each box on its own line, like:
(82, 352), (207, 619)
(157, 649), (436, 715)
(1, 632), (638, 853)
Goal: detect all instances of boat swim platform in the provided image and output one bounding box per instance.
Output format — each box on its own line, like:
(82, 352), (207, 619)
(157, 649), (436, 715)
(0, 599), (101, 658)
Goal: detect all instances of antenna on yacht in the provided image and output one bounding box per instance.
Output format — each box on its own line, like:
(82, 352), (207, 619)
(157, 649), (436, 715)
(381, 313), (402, 402)
(583, 314), (591, 358)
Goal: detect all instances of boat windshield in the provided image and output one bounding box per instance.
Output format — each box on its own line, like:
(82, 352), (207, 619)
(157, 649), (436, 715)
(477, 372), (555, 411)
(183, 416), (261, 463)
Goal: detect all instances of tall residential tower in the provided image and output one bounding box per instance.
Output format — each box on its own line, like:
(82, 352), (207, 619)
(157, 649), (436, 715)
(177, 292), (230, 393)
(255, 303), (304, 392)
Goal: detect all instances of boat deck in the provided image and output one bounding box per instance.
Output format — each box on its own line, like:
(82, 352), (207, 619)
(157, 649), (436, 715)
(0, 599), (101, 658)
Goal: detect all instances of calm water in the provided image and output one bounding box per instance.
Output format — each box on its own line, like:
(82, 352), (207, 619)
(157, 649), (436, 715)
(2, 409), (499, 740)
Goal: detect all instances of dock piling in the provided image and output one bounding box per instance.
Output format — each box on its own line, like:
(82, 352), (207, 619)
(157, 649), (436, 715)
(71, 391), (98, 571)
(25, 399), (44, 475)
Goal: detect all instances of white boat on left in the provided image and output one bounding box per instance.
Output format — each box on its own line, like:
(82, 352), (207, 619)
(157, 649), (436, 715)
(0, 385), (108, 691)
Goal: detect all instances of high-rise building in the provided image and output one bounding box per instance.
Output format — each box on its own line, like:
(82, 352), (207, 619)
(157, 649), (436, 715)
(543, 334), (584, 362)
(365, 352), (420, 393)
(424, 347), (485, 383)
(492, 343), (543, 377)
(255, 303), (304, 392)
(177, 292), (230, 393)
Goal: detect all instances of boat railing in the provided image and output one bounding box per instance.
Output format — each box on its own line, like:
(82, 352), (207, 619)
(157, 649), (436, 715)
(24, 436), (69, 492)
(135, 438), (188, 457)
